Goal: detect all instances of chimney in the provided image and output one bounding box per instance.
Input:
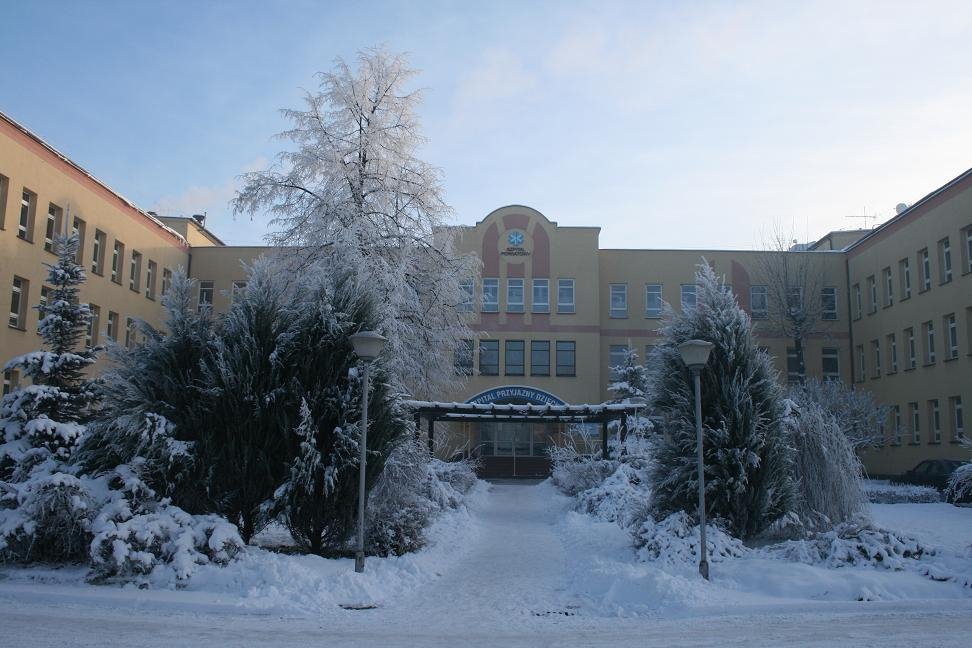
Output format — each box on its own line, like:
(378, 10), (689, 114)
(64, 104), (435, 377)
(192, 213), (206, 227)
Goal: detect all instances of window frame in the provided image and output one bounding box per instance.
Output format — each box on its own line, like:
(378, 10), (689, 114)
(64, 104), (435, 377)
(458, 279), (475, 313)
(111, 240), (125, 284)
(44, 203), (63, 253)
(129, 250), (142, 293)
(557, 279), (575, 314)
(506, 278), (524, 313)
(504, 340), (525, 375)
(9, 276), (28, 330)
(454, 339), (474, 376)
(820, 286), (838, 320)
(645, 283), (663, 318)
(555, 340), (576, 377)
(530, 340), (550, 376)
(680, 284), (697, 311)
(609, 283), (628, 318)
(478, 339), (499, 376)
(821, 347), (840, 380)
(198, 280), (214, 311)
(531, 279), (549, 313)
(482, 278), (499, 313)
(17, 188), (36, 242)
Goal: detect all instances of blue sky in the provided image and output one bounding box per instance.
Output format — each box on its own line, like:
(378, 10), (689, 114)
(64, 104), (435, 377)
(3, 0), (972, 248)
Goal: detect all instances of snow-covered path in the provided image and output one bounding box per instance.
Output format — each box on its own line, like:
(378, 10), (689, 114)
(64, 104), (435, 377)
(2, 482), (972, 646)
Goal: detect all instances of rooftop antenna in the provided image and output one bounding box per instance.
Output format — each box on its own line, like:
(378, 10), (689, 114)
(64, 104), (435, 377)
(844, 207), (878, 229)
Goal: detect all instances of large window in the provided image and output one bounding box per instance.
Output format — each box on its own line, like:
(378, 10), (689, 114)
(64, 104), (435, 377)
(950, 396), (965, 441)
(198, 280), (214, 311)
(505, 340), (525, 375)
(111, 240), (125, 284)
(609, 344), (628, 380)
(91, 230), (106, 275)
(820, 287), (837, 320)
(906, 327), (916, 369)
(945, 313), (958, 359)
(9, 276), (28, 329)
(532, 279), (549, 313)
(557, 279), (575, 314)
(482, 278), (499, 312)
(145, 260), (157, 300)
(929, 399), (942, 443)
(939, 237), (952, 284)
(750, 285), (768, 319)
(910, 402), (920, 444)
(555, 341), (576, 376)
(609, 284), (627, 318)
(645, 284), (663, 318)
(506, 279), (524, 313)
(923, 320), (935, 364)
(458, 279), (474, 312)
(18, 189), (35, 241)
(887, 333), (897, 373)
(44, 203), (62, 253)
(454, 339), (473, 375)
(919, 248), (931, 291)
(821, 347), (840, 380)
(899, 258), (911, 299)
(531, 340), (550, 376)
(129, 251), (142, 292)
(871, 339), (881, 377)
(680, 284), (696, 311)
(479, 340), (499, 375)
(882, 267), (893, 307)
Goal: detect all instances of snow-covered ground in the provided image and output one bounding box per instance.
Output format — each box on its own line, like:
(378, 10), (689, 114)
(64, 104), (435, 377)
(1, 481), (970, 647)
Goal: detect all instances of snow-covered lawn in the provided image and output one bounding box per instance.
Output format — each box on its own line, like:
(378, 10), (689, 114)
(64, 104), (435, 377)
(1, 481), (970, 647)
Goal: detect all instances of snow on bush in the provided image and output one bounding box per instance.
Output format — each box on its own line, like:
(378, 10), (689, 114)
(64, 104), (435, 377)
(866, 480), (941, 504)
(633, 511), (748, 567)
(549, 443), (615, 497)
(766, 520), (929, 570)
(788, 378), (889, 450)
(576, 460), (650, 527)
(944, 463), (972, 505)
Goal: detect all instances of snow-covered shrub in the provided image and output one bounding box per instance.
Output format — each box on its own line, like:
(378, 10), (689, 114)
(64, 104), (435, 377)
(945, 463), (972, 505)
(366, 440), (477, 557)
(549, 443), (616, 497)
(783, 398), (868, 532)
(0, 470), (94, 563)
(767, 520), (928, 570)
(633, 511), (748, 567)
(865, 481), (941, 504)
(649, 262), (793, 539)
(788, 378), (889, 450)
(576, 461), (651, 527)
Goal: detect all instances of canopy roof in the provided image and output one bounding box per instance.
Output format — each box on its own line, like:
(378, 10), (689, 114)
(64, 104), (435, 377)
(402, 400), (645, 423)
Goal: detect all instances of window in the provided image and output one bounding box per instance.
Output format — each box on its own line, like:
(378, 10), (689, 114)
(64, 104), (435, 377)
(231, 280), (247, 302)
(38, 285), (50, 331)
(124, 317), (136, 350)
(531, 340), (550, 376)
(871, 340), (881, 378)
(18, 189), (36, 241)
(106, 311), (119, 342)
(906, 327), (916, 369)
(87, 304), (100, 349)
(929, 400), (941, 443)
(459, 279), (476, 312)
(786, 347), (802, 384)
(853, 283), (862, 319)
(506, 279), (524, 313)
(505, 340), (525, 375)
(0, 173), (8, 229)
(111, 240), (125, 283)
(129, 250), (142, 292)
(644, 284), (663, 318)
(749, 285), (768, 319)
(899, 258), (911, 299)
(866, 275), (877, 314)
(91, 230), (106, 275)
(482, 278), (499, 312)
(161, 268), (172, 296)
(965, 226), (972, 274)
(479, 340), (499, 375)
(887, 333), (897, 373)
(44, 203), (63, 253)
(910, 402), (920, 444)
(72, 217), (86, 265)
(2, 369), (17, 396)
(787, 286), (804, 316)
(609, 284), (627, 318)
(939, 237), (952, 283)
(9, 276), (28, 329)
(454, 339), (473, 375)
(882, 268), (893, 307)
(856, 344), (865, 382)
(950, 396), (965, 440)
(821, 347), (840, 380)
(945, 313), (958, 359)
(532, 279), (549, 313)
(145, 260), (157, 300)
(919, 248), (931, 291)
(556, 341), (576, 376)
(557, 279), (575, 314)
(680, 284), (697, 311)
(923, 320), (935, 364)
(609, 345), (628, 380)
(198, 281), (214, 311)
(820, 287), (837, 320)
(892, 405), (902, 444)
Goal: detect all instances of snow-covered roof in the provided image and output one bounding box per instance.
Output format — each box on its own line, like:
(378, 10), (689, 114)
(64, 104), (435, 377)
(403, 400), (644, 422)
(0, 110), (189, 248)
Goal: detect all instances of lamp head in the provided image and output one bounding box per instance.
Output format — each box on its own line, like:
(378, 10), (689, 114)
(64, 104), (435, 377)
(677, 339), (714, 371)
(350, 330), (387, 362)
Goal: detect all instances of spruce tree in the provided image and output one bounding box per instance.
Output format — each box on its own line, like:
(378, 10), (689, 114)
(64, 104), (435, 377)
(649, 262), (793, 539)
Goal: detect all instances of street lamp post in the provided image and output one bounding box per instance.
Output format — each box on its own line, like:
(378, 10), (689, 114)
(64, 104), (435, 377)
(349, 330), (387, 574)
(677, 339), (715, 581)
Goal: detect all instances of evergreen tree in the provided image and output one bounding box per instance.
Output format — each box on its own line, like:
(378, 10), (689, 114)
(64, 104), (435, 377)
(649, 262), (793, 539)
(1, 234), (98, 477)
(608, 348), (649, 402)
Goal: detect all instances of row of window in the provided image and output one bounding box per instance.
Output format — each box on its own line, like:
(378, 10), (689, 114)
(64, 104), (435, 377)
(885, 397), (965, 445)
(454, 339), (577, 377)
(852, 226), (972, 319)
(460, 278), (575, 314)
(854, 310), (967, 382)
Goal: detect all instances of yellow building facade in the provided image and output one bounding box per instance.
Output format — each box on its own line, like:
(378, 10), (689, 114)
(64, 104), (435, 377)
(1, 110), (968, 477)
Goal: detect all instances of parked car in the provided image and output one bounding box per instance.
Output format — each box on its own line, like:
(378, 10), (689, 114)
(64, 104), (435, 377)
(892, 459), (967, 491)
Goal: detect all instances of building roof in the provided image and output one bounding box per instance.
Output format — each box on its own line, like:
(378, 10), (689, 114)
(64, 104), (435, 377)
(0, 110), (188, 249)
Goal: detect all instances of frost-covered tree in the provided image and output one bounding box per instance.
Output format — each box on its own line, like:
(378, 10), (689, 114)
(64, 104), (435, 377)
(1, 233), (98, 476)
(608, 348), (649, 401)
(233, 47), (477, 398)
(649, 262), (793, 539)
(788, 378), (889, 450)
(77, 270), (212, 500)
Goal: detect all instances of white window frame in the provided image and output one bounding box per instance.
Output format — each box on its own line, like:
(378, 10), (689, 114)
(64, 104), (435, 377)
(198, 280), (214, 311)
(457, 279), (474, 312)
(506, 278), (524, 313)
(9, 276), (25, 329)
(966, 227), (972, 274)
(820, 286), (837, 320)
(853, 283), (862, 319)
(18, 189), (33, 240)
(111, 241), (123, 283)
(557, 279), (575, 314)
(680, 284), (697, 311)
(900, 258), (911, 299)
(161, 268), (172, 296)
(883, 267), (893, 307)
(532, 278), (549, 313)
(931, 399), (941, 443)
(940, 237), (952, 283)
(893, 405), (902, 444)
(608, 344), (628, 380)
(609, 283), (627, 318)
(946, 313), (958, 359)
(906, 328), (916, 369)
(888, 333), (897, 373)
(952, 397), (965, 440)
(856, 344), (866, 382)
(920, 248), (931, 291)
(925, 321), (936, 364)
(821, 347), (840, 381)
(867, 275), (877, 313)
(750, 285), (768, 319)
(645, 284), (663, 318)
(911, 402), (920, 444)
(872, 339), (881, 377)
(482, 278), (499, 312)
(44, 203), (59, 252)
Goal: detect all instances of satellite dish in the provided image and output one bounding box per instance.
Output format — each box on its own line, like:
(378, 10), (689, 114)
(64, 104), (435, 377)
(895, 203), (909, 215)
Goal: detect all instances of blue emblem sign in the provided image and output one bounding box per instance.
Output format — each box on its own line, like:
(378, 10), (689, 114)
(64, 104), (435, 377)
(466, 386), (566, 406)
(507, 230), (524, 246)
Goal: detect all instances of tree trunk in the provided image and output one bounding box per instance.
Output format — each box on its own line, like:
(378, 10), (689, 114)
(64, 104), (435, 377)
(794, 336), (806, 383)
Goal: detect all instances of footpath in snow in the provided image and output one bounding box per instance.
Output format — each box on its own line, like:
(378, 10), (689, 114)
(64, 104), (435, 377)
(1, 481), (971, 647)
